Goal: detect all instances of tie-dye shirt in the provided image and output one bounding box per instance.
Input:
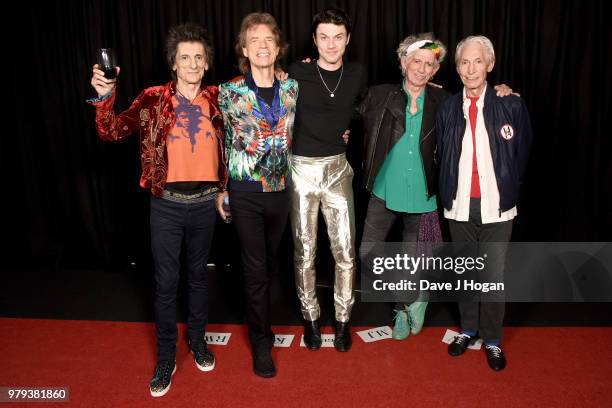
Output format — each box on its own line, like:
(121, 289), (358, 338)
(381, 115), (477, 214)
(166, 93), (219, 182)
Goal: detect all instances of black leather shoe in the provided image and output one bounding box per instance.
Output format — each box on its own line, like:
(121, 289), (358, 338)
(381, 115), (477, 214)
(484, 344), (507, 371)
(304, 320), (322, 351)
(448, 333), (473, 356)
(334, 321), (352, 352)
(253, 348), (276, 378)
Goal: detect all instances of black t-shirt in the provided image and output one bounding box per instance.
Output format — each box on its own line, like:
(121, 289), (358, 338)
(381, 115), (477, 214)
(257, 86), (274, 106)
(289, 61), (367, 157)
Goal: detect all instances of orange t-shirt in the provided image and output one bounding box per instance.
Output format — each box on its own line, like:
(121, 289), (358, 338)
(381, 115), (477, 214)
(166, 93), (219, 182)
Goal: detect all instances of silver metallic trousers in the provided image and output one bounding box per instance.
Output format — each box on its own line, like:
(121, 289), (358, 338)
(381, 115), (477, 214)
(289, 153), (356, 323)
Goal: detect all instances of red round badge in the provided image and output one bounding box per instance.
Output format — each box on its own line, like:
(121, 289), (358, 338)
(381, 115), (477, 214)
(499, 124), (514, 140)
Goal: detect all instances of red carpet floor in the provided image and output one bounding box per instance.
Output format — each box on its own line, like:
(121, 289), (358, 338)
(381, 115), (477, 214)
(0, 318), (610, 407)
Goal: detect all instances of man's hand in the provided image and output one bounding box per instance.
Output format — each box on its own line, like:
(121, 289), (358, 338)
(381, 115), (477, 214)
(216, 191), (229, 221)
(342, 129), (350, 144)
(91, 64), (120, 98)
(494, 84), (520, 97)
(274, 68), (288, 81)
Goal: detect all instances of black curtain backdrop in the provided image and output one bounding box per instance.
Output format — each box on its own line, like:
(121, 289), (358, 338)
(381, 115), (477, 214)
(5, 0), (611, 269)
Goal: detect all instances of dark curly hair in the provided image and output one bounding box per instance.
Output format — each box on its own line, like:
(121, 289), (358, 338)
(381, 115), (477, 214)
(235, 12), (288, 74)
(166, 23), (214, 80)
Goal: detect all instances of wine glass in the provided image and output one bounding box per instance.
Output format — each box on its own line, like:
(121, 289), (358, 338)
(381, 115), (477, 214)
(97, 48), (117, 79)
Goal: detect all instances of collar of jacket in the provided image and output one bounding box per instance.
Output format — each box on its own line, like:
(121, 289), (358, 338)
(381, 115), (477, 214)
(244, 71), (280, 94)
(245, 71), (281, 128)
(387, 83), (438, 142)
(482, 83), (498, 112)
(226, 75), (295, 128)
(387, 83), (408, 119)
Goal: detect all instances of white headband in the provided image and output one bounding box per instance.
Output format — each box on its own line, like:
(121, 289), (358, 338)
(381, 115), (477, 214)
(405, 40), (431, 57)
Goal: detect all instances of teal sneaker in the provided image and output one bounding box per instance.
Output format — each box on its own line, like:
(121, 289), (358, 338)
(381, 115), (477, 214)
(407, 301), (428, 335)
(392, 309), (410, 340)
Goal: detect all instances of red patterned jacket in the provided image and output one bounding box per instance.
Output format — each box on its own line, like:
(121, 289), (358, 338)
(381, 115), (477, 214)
(90, 82), (227, 197)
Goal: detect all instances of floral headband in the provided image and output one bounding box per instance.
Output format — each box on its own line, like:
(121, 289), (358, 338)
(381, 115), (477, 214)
(405, 40), (442, 61)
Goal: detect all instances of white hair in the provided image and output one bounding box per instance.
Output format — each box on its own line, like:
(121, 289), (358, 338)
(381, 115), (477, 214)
(455, 35), (495, 66)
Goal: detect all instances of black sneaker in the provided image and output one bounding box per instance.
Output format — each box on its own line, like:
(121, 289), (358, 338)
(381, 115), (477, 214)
(253, 347), (276, 378)
(448, 333), (472, 356)
(484, 344), (507, 371)
(149, 360), (176, 397)
(189, 338), (216, 372)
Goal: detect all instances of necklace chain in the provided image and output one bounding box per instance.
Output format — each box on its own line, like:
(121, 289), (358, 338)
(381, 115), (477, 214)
(176, 87), (196, 104)
(316, 61), (343, 98)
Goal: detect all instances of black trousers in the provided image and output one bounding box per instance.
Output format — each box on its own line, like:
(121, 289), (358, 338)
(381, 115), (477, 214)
(447, 198), (512, 343)
(362, 195), (421, 242)
(362, 195), (422, 307)
(150, 196), (216, 361)
(230, 189), (289, 350)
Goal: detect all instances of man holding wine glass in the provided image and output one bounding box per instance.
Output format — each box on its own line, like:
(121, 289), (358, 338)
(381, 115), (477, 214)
(97, 48), (118, 79)
(88, 23), (226, 397)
